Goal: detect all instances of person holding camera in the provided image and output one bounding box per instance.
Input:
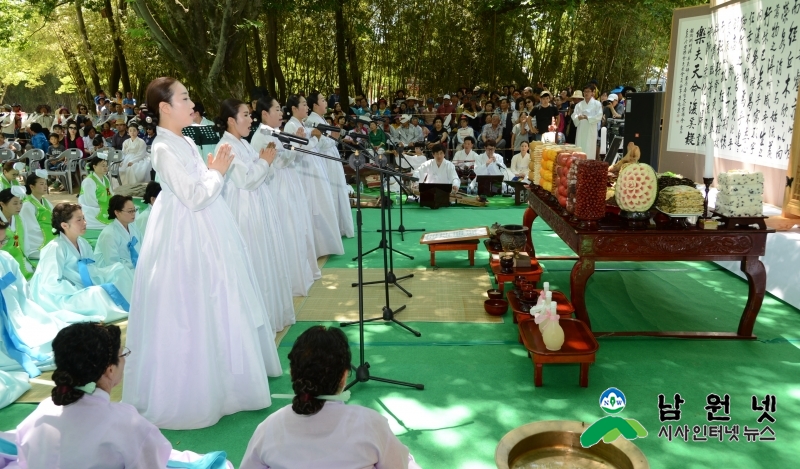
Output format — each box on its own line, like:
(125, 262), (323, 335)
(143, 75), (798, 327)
(602, 93), (623, 125)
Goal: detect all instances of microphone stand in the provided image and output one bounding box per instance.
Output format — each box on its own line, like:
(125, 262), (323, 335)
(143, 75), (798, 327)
(381, 134), (425, 241)
(334, 142), (424, 392)
(340, 139), (420, 336)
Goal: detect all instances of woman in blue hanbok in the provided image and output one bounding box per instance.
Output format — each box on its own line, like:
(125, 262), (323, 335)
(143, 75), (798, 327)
(216, 99), (294, 332)
(283, 95), (344, 257)
(135, 181), (161, 239)
(251, 96), (320, 296)
(30, 203), (132, 323)
(20, 171), (55, 262)
(0, 187), (35, 279)
(94, 195), (141, 270)
(305, 92), (354, 238)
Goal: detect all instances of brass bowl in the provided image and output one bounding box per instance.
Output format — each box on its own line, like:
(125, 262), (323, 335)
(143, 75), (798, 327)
(496, 420), (649, 469)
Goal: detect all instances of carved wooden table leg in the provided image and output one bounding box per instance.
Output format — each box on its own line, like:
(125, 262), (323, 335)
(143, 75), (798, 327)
(738, 256), (766, 338)
(570, 258), (595, 330)
(523, 206), (538, 257)
(534, 363), (543, 387)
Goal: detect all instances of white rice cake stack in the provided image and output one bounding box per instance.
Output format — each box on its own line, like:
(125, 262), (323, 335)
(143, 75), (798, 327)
(715, 170), (764, 217)
(657, 185), (704, 214)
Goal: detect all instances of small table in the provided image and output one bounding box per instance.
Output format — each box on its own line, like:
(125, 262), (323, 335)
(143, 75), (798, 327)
(428, 239), (480, 266)
(489, 260), (543, 292)
(518, 318), (599, 387)
(507, 290), (574, 324)
(506, 180), (530, 206)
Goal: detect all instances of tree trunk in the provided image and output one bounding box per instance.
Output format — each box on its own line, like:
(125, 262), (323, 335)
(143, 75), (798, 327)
(104, 0), (132, 93)
(245, 45), (256, 94)
(346, 26), (363, 97)
(74, 0), (102, 94)
(334, 0), (349, 108)
(252, 26), (267, 89)
(56, 30), (93, 106)
(109, 56), (121, 94)
(265, 12), (286, 102)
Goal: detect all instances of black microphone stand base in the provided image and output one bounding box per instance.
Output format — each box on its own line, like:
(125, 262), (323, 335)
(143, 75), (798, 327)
(341, 304), (421, 337)
(353, 238), (414, 261)
(351, 270), (413, 297)
(344, 362), (425, 392)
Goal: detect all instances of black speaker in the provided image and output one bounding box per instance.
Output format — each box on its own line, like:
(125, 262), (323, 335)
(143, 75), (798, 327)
(623, 92), (664, 171)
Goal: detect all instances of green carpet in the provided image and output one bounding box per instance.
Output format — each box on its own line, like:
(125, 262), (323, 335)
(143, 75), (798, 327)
(3, 203), (799, 469)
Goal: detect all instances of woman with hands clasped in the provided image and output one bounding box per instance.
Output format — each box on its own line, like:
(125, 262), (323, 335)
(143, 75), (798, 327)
(216, 98), (294, 334)
(283, 94), (344, 257)
(122, 78), (282, 431)
(250, 96), (320, 297)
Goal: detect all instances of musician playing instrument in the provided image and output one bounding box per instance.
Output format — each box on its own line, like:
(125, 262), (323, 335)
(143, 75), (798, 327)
(413, 144), (459, 194)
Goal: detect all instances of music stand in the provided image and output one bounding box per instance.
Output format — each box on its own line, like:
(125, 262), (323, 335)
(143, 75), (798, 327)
(476, 175), (504, 197)
(419, 183), (452, 209)
(181, 125), (220, 147)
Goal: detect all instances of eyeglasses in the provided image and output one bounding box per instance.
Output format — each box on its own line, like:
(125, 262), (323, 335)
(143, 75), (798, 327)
(119, 347), (131, 358)
(118, 209), (136, 214)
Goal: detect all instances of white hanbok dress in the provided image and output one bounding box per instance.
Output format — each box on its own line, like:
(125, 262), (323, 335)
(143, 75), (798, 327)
(218, 132), (294, 332)
(572, 98), (603, 160)
(12, 389), (233, 468)
(251, 131), (320, 296)
(19, 196), (54, 261)
(239, 401), (419, 469)
(120, 137), (152, 185)
(283, 117), (344, 257)
(468, 152), (507, 191)
(122, 126), (281, 431)
(0, 251), (73, 378)
(305, 112), (354, 238)
(93, 219), (141, 270)
(30, 235), (132, 323)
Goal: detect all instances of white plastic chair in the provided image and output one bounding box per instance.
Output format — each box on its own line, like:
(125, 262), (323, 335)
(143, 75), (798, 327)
(47, 149), (84, 194)
(104, 149), (124, 186)
(0, 149), (15, 162)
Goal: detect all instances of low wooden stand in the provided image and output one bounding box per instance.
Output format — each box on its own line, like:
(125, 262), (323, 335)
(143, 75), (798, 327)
(428, 239), (479, 266)
(489, 261), (543, 292)
(507, 290), (575, 325)
(518, 318), (599, 387)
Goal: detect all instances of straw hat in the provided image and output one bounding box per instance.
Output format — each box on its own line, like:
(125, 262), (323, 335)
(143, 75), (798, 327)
(570, 90), (584, 99)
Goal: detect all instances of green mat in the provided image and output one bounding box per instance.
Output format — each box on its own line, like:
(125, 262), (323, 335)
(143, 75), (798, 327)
(3, 203), (799, 469)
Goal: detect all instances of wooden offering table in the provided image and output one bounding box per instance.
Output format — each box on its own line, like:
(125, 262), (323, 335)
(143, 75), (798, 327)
(524, 187), (775, 340)
(490, 259), (543, 293)
(518, 318), (599, 387)
(428, 239), (479, 266)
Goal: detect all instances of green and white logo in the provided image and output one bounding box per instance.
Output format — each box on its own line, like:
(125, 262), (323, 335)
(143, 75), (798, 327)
(580, 387), (648, 448)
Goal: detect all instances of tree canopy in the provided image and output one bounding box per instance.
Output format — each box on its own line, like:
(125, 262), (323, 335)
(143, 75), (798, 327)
(1, 0), (708, 112)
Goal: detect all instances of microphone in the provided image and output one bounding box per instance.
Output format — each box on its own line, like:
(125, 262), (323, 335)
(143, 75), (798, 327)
(307, 121), (342, 133)
(345, 132), (370, 140)
(259, 124), (309, 146)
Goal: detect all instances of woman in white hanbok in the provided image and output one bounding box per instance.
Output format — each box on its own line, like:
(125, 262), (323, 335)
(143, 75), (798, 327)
(122, 78), (281, 431)
(216, 99), (294, 332)
(11, 323), (234, 469)
(283, 95), (344, 257)
(251, 97), (319, 296)
(78, 155), (114, 231)
(30, 204), (133, 323)
(305, 92), (354, 238)
(93, 195), (141, 270)
(19, 171), (55, 262)
(240, 326), (421, 469)
(120, 123), (152, 186)
(134, 181), (161, 240)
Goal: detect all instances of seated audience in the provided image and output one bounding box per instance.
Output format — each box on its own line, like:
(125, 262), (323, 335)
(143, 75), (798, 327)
(0, 187), (35, 279)
(240, 326), (420, 469)
(63, 122), (86, 156)
(454, 115), (475, 150)
(78, 155), (114, 230)
(120, 123), (151, 185)
(111, 120), (130, 150)
(425, 117), (448, 151)
(28, 123), (49, 154)
(510, 141), (531, 179)
(480, 114), (505, 150)
(0, 162), (20, 190)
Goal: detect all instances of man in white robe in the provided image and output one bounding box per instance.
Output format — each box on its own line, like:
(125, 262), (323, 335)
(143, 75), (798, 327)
(571, 84), (603, 160)
(469, 139), (508, 192)
(452, 137), (479, 167)
(413, 144), (459, 194)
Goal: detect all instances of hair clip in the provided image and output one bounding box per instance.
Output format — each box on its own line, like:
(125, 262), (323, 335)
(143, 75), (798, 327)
(271, 390), (351, 402)
(10, 186), (26, 198)
(75, 382), (96, 394)
(51, 227), (58, 234)
(145, 116), (152, 124)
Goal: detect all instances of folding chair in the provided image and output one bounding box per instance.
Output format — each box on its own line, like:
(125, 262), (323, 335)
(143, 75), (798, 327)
(47, 149), (84, 194)
(104, 149), (124, 186)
